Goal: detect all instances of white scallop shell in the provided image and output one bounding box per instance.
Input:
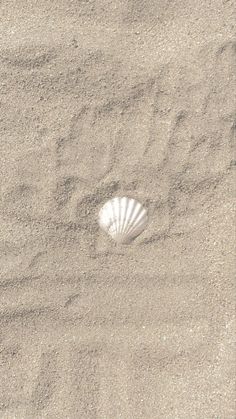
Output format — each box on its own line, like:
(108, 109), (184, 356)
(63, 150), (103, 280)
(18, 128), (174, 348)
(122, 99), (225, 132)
(98, 197), (148, 244)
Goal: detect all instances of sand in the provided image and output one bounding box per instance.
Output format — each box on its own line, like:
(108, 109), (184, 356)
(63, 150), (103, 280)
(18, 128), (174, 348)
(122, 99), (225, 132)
(0, 1), (235, 418)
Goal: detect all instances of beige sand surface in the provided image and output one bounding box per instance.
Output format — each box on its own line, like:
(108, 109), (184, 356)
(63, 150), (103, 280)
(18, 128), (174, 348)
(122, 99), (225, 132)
(0, 1), (235, 418)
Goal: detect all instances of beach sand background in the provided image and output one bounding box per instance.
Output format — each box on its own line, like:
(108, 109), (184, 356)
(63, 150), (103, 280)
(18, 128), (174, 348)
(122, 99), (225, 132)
(0, 1), (235, 418)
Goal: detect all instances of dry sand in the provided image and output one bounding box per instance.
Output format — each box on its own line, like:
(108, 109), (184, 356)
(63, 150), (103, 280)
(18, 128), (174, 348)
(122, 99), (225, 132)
(0, 1), (235, 418)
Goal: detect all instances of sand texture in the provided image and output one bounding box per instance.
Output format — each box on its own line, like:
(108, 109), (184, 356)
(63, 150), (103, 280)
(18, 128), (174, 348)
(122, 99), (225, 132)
(0, 1), (235, 418)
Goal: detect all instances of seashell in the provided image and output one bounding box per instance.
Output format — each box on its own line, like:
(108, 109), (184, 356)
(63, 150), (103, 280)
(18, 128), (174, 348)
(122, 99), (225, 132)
(98, 197), (148, 244)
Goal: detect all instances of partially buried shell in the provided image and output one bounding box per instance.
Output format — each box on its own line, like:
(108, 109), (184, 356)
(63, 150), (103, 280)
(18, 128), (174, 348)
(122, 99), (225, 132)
(98, 197), (148, 244)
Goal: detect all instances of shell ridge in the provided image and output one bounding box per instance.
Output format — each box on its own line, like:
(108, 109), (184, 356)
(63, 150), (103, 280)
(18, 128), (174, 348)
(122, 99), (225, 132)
(99, 197), (148, 243)
(121, 197), (132, 235)
(127, 201), (142, 228)
(125, 212), (148, 238)
(112, 198), (119, 238)
(108, 200), (117, 238)
(118, 197), (122, 235)
(119, 197), (125, 236)
(121, 197), (129, 234)
(125, 208), (147, 235)
(128, 199), (137, 228)
(124, 203), (143, 235)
